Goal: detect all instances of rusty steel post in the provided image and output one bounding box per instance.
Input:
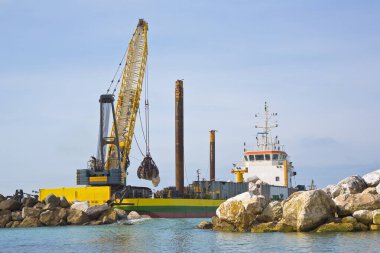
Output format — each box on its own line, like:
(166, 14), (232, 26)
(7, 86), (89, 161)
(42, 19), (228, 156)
(175, 80), (184, 196)
(210, 130), (216, 181)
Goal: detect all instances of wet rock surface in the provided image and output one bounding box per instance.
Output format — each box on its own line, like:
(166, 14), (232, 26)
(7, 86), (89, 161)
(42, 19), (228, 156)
(196, 221), (213, 229)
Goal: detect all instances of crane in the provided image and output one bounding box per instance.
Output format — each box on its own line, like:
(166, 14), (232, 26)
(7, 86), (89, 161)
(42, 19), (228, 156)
(77, 19), (159, 192)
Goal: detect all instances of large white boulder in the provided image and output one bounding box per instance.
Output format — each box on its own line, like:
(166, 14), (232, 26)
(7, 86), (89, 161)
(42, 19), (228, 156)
(216, 192), (267, 231)
(70, 201), (89, 212)
(322, 185), (335, 197)
(281, 190), (336, 232)
(362, 169), (380, 187)
(334, 193), (380, 216)
(330, 176), (367, 198)
(352, 210), (373, 225)
(127, 211), (141, 220)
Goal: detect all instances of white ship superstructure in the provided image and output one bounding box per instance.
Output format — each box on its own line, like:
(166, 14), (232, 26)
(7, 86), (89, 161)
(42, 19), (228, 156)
(233, 102), (296, 187)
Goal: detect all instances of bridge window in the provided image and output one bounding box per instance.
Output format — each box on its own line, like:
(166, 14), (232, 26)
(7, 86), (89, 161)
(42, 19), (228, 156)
(272, 154), (279, 160)
(255, 155), (264, 161)
(265, 154), (271, 160)
(244, 156), (248, 161)
(249, 155), (255, 161)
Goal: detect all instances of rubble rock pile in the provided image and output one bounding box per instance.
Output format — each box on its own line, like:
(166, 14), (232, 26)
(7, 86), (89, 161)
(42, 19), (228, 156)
(0, 194), (144, 228)
(198, 169), (380, 233)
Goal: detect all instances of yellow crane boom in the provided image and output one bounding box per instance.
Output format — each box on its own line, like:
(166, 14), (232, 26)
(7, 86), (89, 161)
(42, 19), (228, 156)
(106, 19), (148, 183)
(77, 19), (150, 188)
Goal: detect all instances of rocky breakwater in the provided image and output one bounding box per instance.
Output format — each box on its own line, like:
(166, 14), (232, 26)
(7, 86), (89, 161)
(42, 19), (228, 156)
(0, 194), (143, 228)
(197, 169), (380, 233)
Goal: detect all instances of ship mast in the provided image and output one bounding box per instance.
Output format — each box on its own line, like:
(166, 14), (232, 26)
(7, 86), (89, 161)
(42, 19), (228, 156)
(254, 102), (280, 151)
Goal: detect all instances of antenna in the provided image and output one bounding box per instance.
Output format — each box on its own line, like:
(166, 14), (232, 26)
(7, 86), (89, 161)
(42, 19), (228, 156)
(254, 102), (280, 151)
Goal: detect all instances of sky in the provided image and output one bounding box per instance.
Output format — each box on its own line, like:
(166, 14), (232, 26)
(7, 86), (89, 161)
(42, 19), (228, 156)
(0, 0), (379, 195)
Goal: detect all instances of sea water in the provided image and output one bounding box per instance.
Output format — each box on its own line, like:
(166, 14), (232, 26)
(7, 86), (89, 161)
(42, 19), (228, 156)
(0, 218), (379, 253)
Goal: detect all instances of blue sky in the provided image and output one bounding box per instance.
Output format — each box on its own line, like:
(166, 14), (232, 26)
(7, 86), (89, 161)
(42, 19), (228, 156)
(0, 1), (379, 195)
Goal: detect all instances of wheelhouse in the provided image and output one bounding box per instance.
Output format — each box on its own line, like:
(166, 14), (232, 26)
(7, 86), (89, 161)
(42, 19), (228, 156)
(243, 151), (288, 163)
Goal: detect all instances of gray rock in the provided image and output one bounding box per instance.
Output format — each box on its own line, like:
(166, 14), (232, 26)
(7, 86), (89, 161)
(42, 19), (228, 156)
(377, 184), (380, 195)
(56, 207), (68, 221)
(11, 221), (21, 228)
(127, 211), (141, 220)
(70, 201), (89, 212)
(0, 194), (6, 203)
(39, 210), (61, 226)
(0, 214), (12, 228)
(22, 207), (41, 219)
(89, 220), (102, 226)
(59, 196), (70, 208)
(39, 208), (67, 226)
(322, 185), (335, 198)
(19, 216), (42, 227)
(0, 210), (11, 216)
(85, 204), (109, 219)
(334, 193), (380, 216)
(22, 197), (38, 207)
(196, 221), (213, 229)
(114, 208), (128, 220)
(353, 210), (373, 224)
(258, 201), (283, 222)
(67, 210), (89, 225)
(43, 203), (58, 211)
(11, 211), (23, 221)
(373, 210), (380, 225)
(99, 210), (118, 224)
(331, 175), (367, 198)
(0, 199), (21, 211)
(341, 216), (357, 224)
(362, 169), (380, 187)
(215, 192), (267, 232)
(44, 194), (60, 207)
(33, 202), (44, 209)
(211, 216), (236, 232)
(282, 190), (336, 232)
(5, 221), (13, 228)
(362, 187), (378, 195)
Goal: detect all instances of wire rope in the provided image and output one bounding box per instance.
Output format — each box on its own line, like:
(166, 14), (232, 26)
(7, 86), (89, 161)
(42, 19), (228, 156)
(133, 135), (145, 158)
(106, 47), (128, 94)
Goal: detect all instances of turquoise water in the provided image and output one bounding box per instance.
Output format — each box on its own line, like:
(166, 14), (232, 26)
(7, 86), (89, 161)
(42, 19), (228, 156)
(1, 219), (379, 253)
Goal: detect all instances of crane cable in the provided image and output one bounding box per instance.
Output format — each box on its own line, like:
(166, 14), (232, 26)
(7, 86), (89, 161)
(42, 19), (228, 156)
(106, 47), (128, 94)
(144, 62), (150, 155)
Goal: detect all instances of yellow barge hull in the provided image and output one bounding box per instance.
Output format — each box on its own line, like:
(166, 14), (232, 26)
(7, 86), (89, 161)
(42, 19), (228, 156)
(39, 186), (224, 218)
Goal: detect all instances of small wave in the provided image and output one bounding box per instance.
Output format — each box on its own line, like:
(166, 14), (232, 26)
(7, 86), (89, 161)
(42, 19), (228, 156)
(117, 218), (152, 225)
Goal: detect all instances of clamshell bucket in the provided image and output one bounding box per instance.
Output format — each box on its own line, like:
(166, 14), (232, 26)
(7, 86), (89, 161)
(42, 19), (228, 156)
(137, 155), (160, 187)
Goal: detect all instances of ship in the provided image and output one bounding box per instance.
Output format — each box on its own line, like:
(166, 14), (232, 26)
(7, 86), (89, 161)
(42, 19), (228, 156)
(38, 20), (300, 218)
(40, 102), (300, 218)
